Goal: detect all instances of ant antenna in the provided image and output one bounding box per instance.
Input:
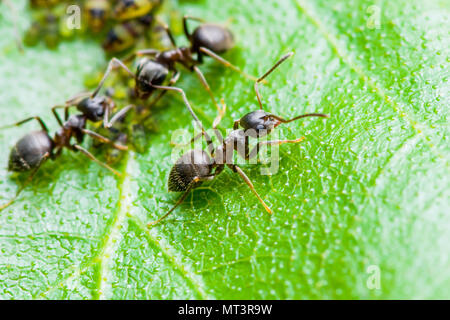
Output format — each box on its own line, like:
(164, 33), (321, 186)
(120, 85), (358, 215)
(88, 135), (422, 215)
(254, 52), (294, 109)
(271, 113), (329, 123)
(154, 17), (177, 48)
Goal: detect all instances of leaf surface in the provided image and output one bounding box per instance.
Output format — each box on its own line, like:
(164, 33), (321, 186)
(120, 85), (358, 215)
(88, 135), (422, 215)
(0, 0), (448, 299)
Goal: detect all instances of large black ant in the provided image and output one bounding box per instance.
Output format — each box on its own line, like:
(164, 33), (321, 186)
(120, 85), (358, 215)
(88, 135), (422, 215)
(147, 52), (329, 227)
(0, 104), (129, 211)
(92, 15), (259, 128)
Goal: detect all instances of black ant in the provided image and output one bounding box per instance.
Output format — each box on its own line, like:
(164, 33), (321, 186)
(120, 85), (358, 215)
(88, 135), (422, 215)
(147, 52), (329, 227)
(50, 89), (134, 130)
(0, 105), (128, 211)
(92, 15), (259, 128)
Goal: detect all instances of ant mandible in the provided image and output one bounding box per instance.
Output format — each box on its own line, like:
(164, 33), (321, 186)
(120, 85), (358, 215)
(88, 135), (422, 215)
(0, 106), (128, 211)
(92, 15), (259, 128)
(147, 52), (329, 227)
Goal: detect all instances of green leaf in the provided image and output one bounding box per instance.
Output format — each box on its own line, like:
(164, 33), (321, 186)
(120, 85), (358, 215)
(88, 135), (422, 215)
(0, 0), (449, 299)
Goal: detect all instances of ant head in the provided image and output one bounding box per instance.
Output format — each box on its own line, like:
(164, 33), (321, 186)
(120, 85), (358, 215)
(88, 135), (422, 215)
(77, 96), (108, 122)
(191, 24), (234, 54)
(239, 110), (280, 138)
(136, 59), (168, 96)
(239, 110), (330, 138)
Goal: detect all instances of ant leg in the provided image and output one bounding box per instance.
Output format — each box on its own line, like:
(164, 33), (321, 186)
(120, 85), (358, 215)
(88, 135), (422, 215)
(150, 84), (210, 137)
(233, 119), (240, 130)
(247, 137), (305, 160)
(123, 49), (160, 64)
(155, 18), (177, 47)
(51, 105), (74, 126)
(213, 98), (227, 129)
(192, 66), (225, 128)
(145, 70), (180, 109)
(0, 152), (50, 211)
(170, 97), (226, 148)
(0, 116), (49, 132)
(140, 71), (180, 122)
(66, 91), (91, 105)
(65, 92), (91, 120)
(105, 104), (135, 128)
(198, 46), (260, 82)
(148, 180), (196, 227)
(102, 96), (117, 127)
(92, 58), (135, 98)
(171, 130), (210, 148)
(171, 99), (227, 148)
(231, 164), (272, 214)
(72, 144), (122, 176)
(171, 97), (225, 148)
(103, 105), (110, 128)
(254, 52), (294, 109)
(150, 84), (216, 155)
(81, 129), (128, 151)
(183, 15), (205, 40)
(148, 175), (215, 227)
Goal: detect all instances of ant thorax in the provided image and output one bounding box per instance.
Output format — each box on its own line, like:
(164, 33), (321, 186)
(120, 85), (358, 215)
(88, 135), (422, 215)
(54, 115), (86, 147)
(65, 114), (86, 130)
(156, 47), (195, 69)
(213, 129), (247, 165)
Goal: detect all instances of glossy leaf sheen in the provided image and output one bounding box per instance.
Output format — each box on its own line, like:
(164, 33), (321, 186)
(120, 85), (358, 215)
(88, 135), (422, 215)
(0, 0), (449, 299)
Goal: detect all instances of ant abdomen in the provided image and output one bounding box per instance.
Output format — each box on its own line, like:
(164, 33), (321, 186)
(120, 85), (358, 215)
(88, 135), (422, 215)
(8, 131), (53, 172)
(192, 24), (234, 54)
(168, 149), (213, 192)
